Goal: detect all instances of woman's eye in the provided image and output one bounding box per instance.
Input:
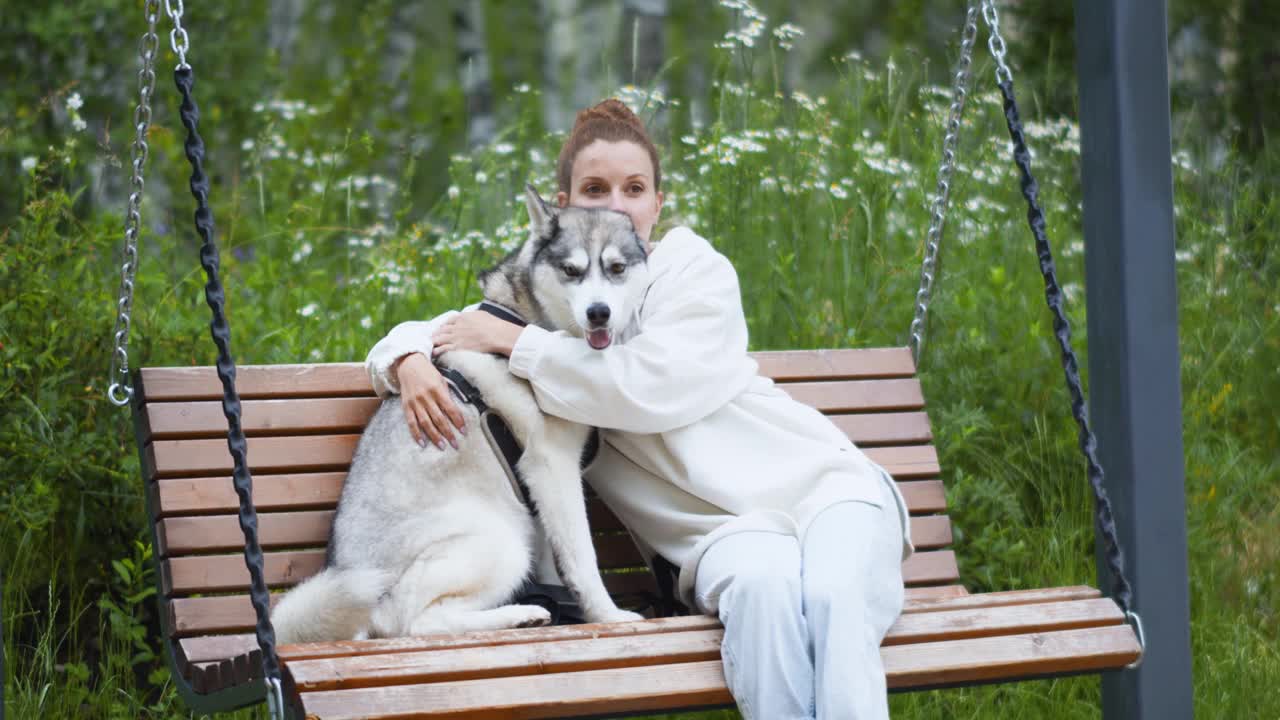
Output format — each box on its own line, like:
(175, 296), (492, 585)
(610, 262), (626, 275)
(562, 264), (583, 277)
(629, 184), (644, 193)
(585, 184), (604, 194)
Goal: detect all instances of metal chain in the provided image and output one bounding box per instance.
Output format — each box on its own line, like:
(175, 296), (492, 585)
(164, 0), (191, 70)
(908, 4), (980, 365)
(107, 0), (162, 407)
(983, 0), (1144, 666)
(981, 0), (1015, 86)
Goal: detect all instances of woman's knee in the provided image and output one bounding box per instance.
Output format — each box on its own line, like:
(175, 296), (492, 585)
(720, 564), (803, 619)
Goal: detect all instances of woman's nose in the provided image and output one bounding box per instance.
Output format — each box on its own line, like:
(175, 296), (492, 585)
(608, 191), (626, 212)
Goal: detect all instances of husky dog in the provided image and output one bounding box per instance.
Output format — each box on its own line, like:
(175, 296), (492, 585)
(271, 186), (649, 643)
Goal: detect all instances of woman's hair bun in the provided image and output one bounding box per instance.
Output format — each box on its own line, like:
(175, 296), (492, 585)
(573, 98), (644, 132)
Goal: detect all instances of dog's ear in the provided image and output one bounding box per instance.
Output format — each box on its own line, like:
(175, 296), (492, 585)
(524, 183), (557, 237)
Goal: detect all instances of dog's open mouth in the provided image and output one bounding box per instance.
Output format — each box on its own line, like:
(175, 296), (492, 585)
(587, 328), (612, 350)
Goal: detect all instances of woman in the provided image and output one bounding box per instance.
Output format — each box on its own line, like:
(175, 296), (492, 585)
(366, 99), (914, 720)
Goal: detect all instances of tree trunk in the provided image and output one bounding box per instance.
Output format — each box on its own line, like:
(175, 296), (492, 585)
(454, 0), (496, 146)
(621, 0), (667, 88)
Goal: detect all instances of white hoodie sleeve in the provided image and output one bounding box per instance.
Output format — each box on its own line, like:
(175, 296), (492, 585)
(365, 307), (473, 397)
(507, 238), (757, 434)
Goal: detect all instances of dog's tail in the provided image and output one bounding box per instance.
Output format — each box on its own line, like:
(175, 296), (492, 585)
(270, 568), (389, 644)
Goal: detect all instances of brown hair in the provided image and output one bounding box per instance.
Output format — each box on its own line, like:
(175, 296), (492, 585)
(556, 98), (661, 194)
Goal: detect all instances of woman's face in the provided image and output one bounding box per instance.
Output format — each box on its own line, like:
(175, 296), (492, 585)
(558, 139), (664, 247)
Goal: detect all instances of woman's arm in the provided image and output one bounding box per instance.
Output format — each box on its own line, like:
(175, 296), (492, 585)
(366, 308), (473, 450)
(507, 248), (758, 434)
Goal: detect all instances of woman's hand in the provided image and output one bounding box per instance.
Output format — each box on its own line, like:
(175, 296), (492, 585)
(394, 352), (468, 450)
(431, 311), (524, 358)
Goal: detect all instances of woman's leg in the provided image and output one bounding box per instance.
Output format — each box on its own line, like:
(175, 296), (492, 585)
(694, 531), (814, 720)
(800, 489), (906, 719)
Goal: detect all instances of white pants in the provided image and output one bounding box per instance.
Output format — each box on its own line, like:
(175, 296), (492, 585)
(693, 479), (905, 720)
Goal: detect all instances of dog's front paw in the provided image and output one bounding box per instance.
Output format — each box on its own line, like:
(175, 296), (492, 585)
(508, 605), (553, 628)
(589, 608), (646, 624)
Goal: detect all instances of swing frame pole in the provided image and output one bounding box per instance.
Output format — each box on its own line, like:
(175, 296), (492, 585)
(1074, 1), (1193, 718)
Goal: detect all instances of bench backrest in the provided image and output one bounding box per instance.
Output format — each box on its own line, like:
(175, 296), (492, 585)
(133, 348), (958, 647)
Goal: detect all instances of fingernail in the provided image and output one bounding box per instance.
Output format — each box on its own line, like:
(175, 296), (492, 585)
(436, 440), (446, 451)
(417, 438), (427, 449)
(458, 424), (468, 436)
(449, 437), (459, 450)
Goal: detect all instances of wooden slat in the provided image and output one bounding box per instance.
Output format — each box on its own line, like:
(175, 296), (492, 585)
(162, 549), (958, 596)
(751, 347), (916, 381)
(142, 397), (382, 441)
(863, 445), (940, 478)
(136, 350), (916, 403)
(146, 433), (939, 482)
(159, 511), (952, 559)
(883, 625), (1140, 689)
(900, 586), (1101, 615)
(137, 363), (373, 401)
(153, 472), (347, 517)
(780, 378), (924, 413)
(145, 435), (362, 480)
(286, 599), (1123, 693)
(294, 626), (1139, 718)
(145, 399), (932, 447)
(156, 475), (947, 519)
(828, 412), (933, 446)
(169, 582), (970, 643)
(289, 629), (725, 692)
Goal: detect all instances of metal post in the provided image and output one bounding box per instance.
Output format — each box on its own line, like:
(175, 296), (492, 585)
(1073, 2), (1194, 718)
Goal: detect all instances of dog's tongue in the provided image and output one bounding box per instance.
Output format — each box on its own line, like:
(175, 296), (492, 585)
(588, 329), (612, 350)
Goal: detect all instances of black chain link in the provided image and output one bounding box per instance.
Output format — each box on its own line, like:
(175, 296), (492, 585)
(173, 65), (283, 687)
(994, 77), (1134, 614)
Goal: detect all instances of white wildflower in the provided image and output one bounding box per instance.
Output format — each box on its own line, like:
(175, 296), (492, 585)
(299, 303), (319, 318)
(1175, 249), (1193, 263)
(447, 185), (461, 201)
(360, 316), (373, 329)
(291, 242), (313, 262)
(241, 139), (254, 151)
(514, 82), (531, 93)
(310, 349), (323, 360)
(66, 93), (83, 111)
(71, 116), (87, 132)
(475, 171), (488, 184)
(829, 183), (849, 199)
(772, 22), (805, 51)
(494, 142), (515, 156)
(21, 156), (37, 172)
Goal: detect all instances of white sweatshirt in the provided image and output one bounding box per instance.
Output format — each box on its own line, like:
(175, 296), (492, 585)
(366, 226), (914, 605)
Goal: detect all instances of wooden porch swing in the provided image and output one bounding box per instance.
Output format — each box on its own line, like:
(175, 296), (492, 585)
(110, 2), (1142, 718)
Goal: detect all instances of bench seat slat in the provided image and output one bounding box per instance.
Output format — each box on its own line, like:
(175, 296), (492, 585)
(174, 586), (1094, 668)
(294, 625), (1139, 719)
(156, 511), (953, 557)
(286, 598), (1125, 692)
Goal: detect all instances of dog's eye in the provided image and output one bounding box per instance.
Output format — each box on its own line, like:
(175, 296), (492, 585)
(562, 264), (583, 277)
(609, 262), (626, 275)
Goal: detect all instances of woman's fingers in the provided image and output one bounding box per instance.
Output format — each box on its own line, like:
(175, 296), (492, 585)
(430, 383), (468, 436)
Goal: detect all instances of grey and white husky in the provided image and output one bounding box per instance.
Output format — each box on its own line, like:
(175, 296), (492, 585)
(271, 186), (649, 643)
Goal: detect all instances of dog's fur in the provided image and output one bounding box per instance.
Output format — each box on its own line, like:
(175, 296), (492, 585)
(271, 187), (650, 643)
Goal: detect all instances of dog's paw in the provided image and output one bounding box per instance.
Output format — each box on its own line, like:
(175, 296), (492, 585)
(508, 605), (553, 628)
(590, 608), (646, 624)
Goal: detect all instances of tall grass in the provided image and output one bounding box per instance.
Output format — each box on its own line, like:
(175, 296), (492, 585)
(3, 1), (1278, 717)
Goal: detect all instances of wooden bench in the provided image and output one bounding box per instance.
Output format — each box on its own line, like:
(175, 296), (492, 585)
(132, 347), (1140, 718)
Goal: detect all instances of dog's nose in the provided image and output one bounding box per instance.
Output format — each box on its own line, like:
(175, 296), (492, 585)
(586, 303), (611, 326)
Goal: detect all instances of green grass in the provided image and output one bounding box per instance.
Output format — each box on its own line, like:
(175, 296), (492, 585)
(3, 4), (1279, 718)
